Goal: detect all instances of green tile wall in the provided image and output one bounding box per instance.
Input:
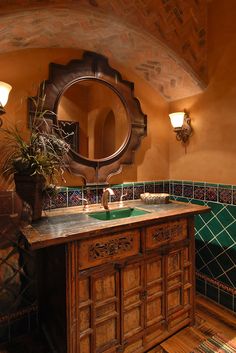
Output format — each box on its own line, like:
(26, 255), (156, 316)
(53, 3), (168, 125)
(170, 180), (236, 312)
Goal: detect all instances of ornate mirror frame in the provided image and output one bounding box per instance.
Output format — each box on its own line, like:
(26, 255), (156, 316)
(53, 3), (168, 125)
(29, 51), (147, 184)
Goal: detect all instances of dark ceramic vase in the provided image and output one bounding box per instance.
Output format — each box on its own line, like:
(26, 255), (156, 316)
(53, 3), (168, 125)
(14, 174), (45, 221)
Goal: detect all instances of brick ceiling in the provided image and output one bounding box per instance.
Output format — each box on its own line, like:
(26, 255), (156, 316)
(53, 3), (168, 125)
(0, 0), (208, 101)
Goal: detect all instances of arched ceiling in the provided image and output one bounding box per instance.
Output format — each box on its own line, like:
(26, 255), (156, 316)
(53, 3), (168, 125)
(0, 0), (208, 101)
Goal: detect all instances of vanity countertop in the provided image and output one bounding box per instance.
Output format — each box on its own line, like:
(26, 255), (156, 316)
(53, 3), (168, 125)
(20, 200), (210, 250)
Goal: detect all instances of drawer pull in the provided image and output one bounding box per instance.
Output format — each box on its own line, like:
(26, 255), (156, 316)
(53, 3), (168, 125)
(140, 290), (147, 300)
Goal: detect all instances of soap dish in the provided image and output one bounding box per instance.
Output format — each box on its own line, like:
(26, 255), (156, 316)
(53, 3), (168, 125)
(140, 192), (170, 204)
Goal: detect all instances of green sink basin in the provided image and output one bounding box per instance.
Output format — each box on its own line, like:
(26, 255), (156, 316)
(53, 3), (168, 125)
(89, 207), (150, 221)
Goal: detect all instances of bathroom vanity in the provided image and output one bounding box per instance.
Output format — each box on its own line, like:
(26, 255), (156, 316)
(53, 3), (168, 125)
(21, 201), (210, 353)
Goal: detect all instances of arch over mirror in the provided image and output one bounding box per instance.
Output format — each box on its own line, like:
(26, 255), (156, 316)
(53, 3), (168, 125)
(29, 51), (147, 184)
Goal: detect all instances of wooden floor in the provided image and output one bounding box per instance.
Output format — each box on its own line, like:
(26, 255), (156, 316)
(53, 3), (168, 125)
(0, 295), (235, 353)
(159, 294), (236, 353)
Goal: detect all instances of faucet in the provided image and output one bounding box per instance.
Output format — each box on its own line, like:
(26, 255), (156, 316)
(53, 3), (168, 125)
(101, 188), (114, 210)
(78, 197), (89, 212)
(119, 193), (127, 208)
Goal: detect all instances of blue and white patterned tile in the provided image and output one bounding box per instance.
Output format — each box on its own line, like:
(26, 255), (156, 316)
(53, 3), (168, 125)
(111, 185), (123, 203)
(68, 188), (82, 207)
(194, 186), (205, 200)
(123, 184), (134, 200)
(205, 186), (218, 202)
(144, 182), (155, 193)
(51, 190), (68, 208)
(133, 183), (144, 199)
(155, 181), (164, 193)
(173, 183), (183, 196)
(218, 186), (232, 204)
(83, 187), (97, 204)
(183, 184), (193, 198)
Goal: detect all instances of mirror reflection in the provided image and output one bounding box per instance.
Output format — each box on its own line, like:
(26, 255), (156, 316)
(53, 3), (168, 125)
(57, 80), (128, 160)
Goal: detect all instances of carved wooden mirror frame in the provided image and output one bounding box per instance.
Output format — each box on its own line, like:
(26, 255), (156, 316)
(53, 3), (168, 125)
(29, 51), (147, 184)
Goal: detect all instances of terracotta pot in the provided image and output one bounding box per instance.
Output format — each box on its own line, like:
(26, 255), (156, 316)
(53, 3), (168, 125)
(14, 174), (45, 221)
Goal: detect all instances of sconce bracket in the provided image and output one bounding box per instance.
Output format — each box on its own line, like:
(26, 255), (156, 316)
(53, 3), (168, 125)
(0, 104), (5, 127)
(174, 111), (192, 143)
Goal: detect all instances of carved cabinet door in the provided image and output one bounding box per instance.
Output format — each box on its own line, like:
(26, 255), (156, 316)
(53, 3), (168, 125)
(78, 264), (120, 353)
(166, 244), (193, 331)
(120, 255), (165, 353)
(143, 255), (165, 348)
(120, 260), (145, 351)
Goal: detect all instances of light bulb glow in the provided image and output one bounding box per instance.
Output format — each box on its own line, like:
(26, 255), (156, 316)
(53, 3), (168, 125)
(0, 81), (12, 107)
(169, 112), (185, 128)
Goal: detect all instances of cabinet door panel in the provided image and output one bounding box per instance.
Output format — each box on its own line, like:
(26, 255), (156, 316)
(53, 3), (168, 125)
(123, 339), (143, 353)
(78, 267), (120, 353)
(145, 322), (165, 344)
(145, 256), (165, 327)
(146, 296), (163, 327)
(95, 318), (117, 350)
(167, 287), (182, 312)
(166, 245), (193, 330)
(80, 335), (91, 353)
(122, 262), (144, 340)
(94, 273), (116, 301)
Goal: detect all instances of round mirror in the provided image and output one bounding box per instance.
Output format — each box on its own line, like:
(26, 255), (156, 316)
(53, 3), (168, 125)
(57, 80), (129, 161)
(29, 51), (147, 184)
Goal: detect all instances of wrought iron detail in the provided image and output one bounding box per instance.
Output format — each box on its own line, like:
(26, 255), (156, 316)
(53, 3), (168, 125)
(89, 236), (133, 260)
(152, 225), (183, 242)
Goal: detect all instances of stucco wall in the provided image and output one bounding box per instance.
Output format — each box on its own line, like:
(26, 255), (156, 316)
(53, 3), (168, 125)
(0, 48), (169, 189)
(169, 0), (236, 185)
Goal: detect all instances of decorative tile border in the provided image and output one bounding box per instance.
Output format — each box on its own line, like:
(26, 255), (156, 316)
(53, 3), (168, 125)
(170, 180), (236, 205)
(43, 181), (165, 210)
(196, 271), (236, 295)
(196, 272), (235, 312)
(46, 180), (236, 209)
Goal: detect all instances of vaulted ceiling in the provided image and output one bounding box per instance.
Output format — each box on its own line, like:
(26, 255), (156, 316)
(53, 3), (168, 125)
(0, 0), (208, 101)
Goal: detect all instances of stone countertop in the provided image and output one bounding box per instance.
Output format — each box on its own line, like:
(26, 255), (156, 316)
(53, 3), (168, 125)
(20, 200), (210, 250)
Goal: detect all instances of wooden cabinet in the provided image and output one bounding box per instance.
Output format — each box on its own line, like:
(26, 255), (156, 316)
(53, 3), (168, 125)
(37, 216), (196, 353)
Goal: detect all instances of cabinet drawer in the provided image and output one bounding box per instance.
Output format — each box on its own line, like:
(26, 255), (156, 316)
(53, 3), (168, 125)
(78, 229), (140, 269)
(146, 219), (187, 250)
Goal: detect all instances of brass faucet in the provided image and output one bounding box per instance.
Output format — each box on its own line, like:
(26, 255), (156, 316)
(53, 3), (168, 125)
(101, 188), (114, 210)
(119, 193), (127, 208)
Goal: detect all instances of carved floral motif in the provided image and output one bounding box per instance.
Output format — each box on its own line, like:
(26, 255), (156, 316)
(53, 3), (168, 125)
(89, 236), (133, 260)
(152, 225), (183, 242)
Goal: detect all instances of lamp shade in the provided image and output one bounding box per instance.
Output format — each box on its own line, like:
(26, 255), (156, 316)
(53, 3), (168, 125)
(169, 112), (185, 128)
(0, 81), (12, 107)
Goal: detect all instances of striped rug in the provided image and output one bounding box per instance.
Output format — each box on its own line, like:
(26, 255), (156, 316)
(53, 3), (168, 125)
(191, 334), (236, 353)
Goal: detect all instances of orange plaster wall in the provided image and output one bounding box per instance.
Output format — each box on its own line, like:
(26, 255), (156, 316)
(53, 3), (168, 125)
(168, 0), (236, 185)
(0, 48), (169, 189)
(108, 63), (170, 185)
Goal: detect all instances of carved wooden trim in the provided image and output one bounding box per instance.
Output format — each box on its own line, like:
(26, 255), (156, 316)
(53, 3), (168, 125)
(152, 224), (183, 242)
(89, 236), (133, 260)
(146, 219), (187, 250)
(78, 230), (140, 270)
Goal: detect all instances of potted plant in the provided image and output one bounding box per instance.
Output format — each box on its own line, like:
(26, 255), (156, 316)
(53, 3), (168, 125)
(0, 92), (70, 221)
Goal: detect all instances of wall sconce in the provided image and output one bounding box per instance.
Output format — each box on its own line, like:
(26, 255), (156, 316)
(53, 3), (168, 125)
(169, 110), (192, 143)
(0, 81), (12, 126)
